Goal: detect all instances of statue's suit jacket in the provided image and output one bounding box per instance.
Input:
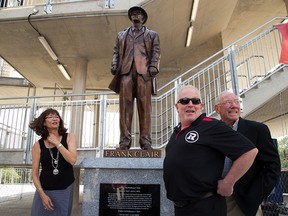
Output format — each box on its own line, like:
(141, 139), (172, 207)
(110, 26), (160, 94)
(112, 26), (160, 74)
(234, 117), (281, 216)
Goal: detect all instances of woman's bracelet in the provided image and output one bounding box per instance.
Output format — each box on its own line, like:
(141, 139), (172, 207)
(57, 143), (63, 149)
(37, 187), (43, 192)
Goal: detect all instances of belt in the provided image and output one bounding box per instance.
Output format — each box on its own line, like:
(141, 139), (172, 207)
(173, 192), (214, 208)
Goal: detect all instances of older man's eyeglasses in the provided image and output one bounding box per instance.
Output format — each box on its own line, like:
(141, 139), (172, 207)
(221, 99), (240, 106)
(177, 98), (201, 105)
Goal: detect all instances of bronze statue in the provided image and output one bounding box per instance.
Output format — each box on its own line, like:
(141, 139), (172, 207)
(109, 6), (161, 150)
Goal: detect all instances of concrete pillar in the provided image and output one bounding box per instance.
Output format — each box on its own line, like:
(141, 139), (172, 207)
(70, 58), (88, 146)
(72, 58), (87, 100)
(70, 58), (87, 211)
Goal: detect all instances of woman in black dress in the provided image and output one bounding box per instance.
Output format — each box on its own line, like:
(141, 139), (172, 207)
(30, 108), (77, 216)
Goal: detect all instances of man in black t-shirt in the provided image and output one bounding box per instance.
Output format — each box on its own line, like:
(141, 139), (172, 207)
(163, 85), (258, 216)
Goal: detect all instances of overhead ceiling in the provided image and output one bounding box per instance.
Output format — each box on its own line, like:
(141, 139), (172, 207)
(0, 0), (285, 97)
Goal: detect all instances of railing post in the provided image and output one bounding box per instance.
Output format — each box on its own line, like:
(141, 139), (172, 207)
(98, 95), (107, 158)
(174, 79), (182, 125)
(24, 98), (37, 164)
(70, 101), (84, 148)
(228, 46), (240, 96)
(93, 96), (99, 150)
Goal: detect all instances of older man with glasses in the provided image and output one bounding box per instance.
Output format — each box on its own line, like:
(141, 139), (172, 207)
(214, 91), (281, 216)
(163, 85), (258, 216)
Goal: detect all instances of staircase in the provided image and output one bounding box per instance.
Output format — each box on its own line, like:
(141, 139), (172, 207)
(240, 65), (288, 118)
(158, 17), (287, 119)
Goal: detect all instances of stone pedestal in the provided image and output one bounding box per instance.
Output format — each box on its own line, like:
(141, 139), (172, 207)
(81, 157), (174, 216)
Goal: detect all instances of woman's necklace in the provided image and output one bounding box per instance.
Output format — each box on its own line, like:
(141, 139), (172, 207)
(48, 148), (59, 175)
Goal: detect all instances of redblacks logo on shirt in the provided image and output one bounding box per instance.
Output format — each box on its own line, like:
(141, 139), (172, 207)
(185, 130), (199, 143)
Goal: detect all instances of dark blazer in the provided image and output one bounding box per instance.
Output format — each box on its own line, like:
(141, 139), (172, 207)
(111, 26), (161, 75)
(234, 117), (281, 216)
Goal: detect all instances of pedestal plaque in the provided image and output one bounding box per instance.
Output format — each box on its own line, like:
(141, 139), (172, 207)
(99, 183), (160, 216)
(104, 149), (161, 158)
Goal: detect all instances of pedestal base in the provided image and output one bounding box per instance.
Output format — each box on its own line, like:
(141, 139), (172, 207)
(81, 157), (174, 216)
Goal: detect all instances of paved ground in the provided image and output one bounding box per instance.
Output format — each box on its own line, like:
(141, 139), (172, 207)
(2, 187), (288, 216)
(0, 193), (34, 216)
(0, 185), (82, 216)
(0, 194), (82, 216)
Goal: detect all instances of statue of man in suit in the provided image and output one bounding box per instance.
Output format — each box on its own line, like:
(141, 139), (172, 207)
(109, 6), (161, 150)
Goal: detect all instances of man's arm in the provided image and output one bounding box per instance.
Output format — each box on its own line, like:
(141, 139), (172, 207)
(111, 34), (120, 75)
(149, 31), (161, 70)
(217, 148), (258, 196)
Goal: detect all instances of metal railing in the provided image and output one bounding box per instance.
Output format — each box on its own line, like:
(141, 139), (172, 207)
(0, 17), (286, 162)
(0, 167), (32, 184)
(157, 17), (286, 114)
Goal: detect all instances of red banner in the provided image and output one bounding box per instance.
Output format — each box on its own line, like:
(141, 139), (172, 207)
(275, 23), (288, 64)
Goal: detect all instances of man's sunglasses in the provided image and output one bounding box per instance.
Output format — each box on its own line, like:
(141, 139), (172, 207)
(177, 98), (201, 105)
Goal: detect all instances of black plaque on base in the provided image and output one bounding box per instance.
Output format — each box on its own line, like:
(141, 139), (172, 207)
(99, 183), (160, 216)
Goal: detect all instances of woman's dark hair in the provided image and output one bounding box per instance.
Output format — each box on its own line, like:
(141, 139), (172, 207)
(29, 108), (67, 139)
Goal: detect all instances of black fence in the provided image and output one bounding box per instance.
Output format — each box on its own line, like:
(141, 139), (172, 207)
(262, 171), (288, 216)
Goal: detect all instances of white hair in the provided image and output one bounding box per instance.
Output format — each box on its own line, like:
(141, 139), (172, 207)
(176, 85), (201, 101)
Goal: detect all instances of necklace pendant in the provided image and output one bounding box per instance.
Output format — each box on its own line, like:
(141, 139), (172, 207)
(54, 160), (58, 165)
(53, 168), (59, 175)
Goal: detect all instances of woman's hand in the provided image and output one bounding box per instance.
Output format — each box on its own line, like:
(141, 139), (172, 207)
(47, 134), (60, 147)
(40, 191), (54, 211)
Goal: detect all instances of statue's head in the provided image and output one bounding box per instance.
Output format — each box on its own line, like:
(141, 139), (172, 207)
(128, 6), (148, 25)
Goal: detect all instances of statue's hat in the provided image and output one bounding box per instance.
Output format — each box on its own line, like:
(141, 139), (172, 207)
(128, 6), (148, 24)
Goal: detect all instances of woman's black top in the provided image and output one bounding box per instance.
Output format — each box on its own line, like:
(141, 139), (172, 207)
(39, 133), (75, 190)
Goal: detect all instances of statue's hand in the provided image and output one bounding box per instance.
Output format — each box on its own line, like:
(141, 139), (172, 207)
(111, 65), (117, 75)
(148, 66), (158, 77)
